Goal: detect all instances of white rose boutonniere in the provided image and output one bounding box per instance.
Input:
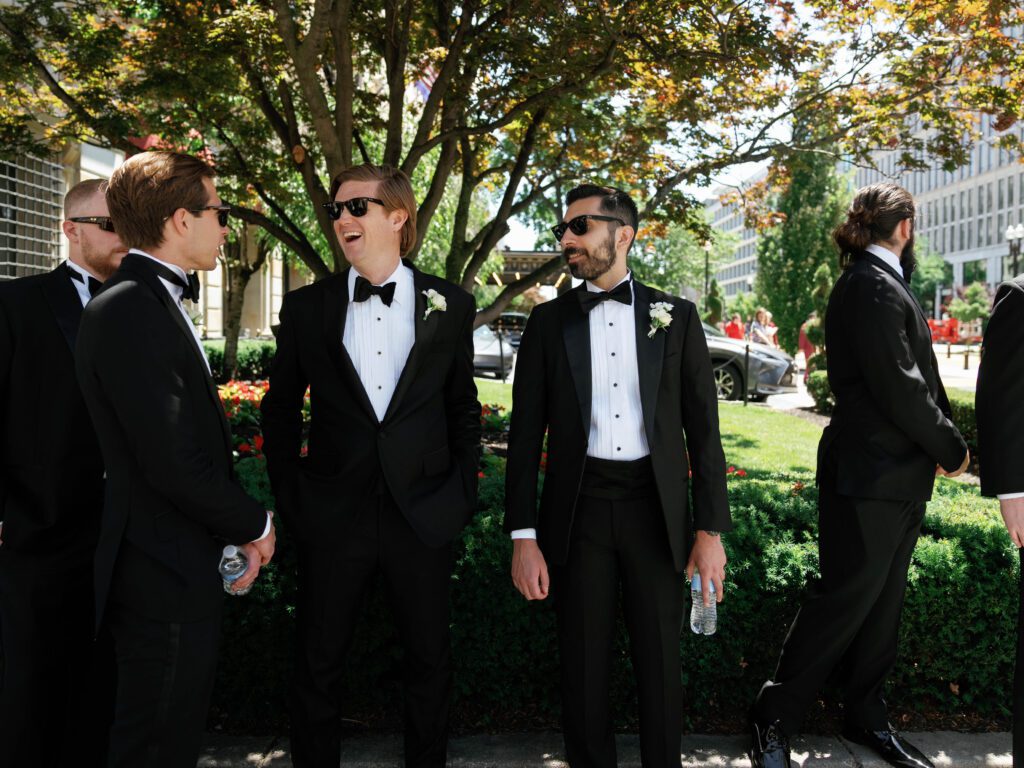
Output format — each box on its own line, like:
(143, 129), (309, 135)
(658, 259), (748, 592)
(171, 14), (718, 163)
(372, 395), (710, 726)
(647, 301), (674, 338)
(423, 288), (447, 321)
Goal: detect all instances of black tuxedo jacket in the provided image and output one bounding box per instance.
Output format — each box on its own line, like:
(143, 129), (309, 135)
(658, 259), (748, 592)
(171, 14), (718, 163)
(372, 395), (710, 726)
(503, 280), (731, 573)
(819, 251), (966, 501)
(260, 262), (481, 548)
(977, 277), (1024, 497)
(75, 254), (266, 624)
(0, 266), (104, 555)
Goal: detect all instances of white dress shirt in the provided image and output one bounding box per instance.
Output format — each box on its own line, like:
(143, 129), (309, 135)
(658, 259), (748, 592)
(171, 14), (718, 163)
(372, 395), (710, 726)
(511, 272), (650, 541)
(65, 260), (97, 308)
(133, 250), (271, 542)
(343, 261), (416, 422)
(866, 243), (904, 278)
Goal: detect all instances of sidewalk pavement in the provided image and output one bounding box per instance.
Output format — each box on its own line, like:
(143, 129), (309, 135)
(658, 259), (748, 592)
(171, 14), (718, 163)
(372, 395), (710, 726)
(197, 731), (1012, 767)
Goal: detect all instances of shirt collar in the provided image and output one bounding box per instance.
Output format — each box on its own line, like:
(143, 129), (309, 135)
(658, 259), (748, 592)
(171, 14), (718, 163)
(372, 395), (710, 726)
(65, 258), (100, 283)
(585, 270), (632, 294)
(131, 248), (188, 301)
(865, 243), (904, 278)
(348, 260), (412, 307)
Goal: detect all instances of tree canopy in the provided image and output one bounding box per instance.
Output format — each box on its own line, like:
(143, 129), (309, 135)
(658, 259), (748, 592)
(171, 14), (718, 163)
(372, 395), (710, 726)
(3, 0), (1021, 322)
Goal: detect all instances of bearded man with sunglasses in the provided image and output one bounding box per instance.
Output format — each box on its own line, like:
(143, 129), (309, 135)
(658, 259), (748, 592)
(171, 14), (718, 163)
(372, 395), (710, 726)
(0, 179), (126, 767)
(504, 184), (731, 768)
(75, 151), (276, 768)
(260, 163), (480, 768)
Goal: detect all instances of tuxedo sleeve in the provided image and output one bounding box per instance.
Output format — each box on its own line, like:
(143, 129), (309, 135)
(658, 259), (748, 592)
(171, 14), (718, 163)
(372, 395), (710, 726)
(76, 300), (265, 544)
(840, 273), (967, 472)
(504, 306), (548, 532)
(977, 283), (1024, 497)
(678, 302), (731, 532)
(443, 294), (482, 503)
(259, 292), (308, 503)
(0, 290), (11, 524)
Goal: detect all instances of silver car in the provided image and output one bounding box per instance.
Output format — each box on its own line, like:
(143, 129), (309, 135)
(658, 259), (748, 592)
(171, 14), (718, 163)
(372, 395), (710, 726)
(473, 324), (515, 378)
(703, 323), (797, 401)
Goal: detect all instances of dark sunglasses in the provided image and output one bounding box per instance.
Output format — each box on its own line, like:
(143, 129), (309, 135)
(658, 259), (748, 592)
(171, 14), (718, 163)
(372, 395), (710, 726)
(322, 197), (385, 220)
(70, 216), (116, 233)
(551, 214), (625, 242)
(188, 204), (232, 226)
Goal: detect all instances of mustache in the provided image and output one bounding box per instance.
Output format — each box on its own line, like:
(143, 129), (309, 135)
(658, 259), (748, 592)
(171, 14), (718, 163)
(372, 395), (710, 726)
(563, 247), (586, 260)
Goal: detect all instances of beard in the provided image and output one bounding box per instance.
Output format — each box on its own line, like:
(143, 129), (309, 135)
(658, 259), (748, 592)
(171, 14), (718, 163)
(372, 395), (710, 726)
(80, 239), (124, 281)
(900, 233), (916, 282)
(564, 233), (617, 281)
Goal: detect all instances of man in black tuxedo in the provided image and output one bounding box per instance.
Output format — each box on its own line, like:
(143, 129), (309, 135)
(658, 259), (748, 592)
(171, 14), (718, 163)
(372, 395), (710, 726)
(504, 184), (731, 768)
(976, 274), (1024, 766)
(0, 179), (125, 767)
(260, 164), (480, 768)
(76, 151), (276, 768)
(749, 183), (969, 768)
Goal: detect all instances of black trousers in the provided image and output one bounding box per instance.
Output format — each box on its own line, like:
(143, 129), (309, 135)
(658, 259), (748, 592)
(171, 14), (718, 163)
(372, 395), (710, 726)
(0, 546), (115, 768)
(753, 470), (925, 735)
(104, 597), (223, 768)
(289, 492), (454, 768)
(1014, 548), (1024, 766)
(552, 492), (685, 768)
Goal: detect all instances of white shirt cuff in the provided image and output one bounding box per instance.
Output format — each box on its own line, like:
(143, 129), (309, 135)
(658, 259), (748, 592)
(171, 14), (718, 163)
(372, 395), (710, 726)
(252, 513), (273, 542)
(510, 528), (537, 540)
(998, 493), (1024, 500)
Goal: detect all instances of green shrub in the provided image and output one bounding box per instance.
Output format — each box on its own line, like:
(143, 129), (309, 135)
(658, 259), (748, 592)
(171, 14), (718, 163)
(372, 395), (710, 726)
(945, 388), (977, 461)
(202, 339), (277, 383)
(806, 370), (834, 414)
(214, 458), (1016, 734)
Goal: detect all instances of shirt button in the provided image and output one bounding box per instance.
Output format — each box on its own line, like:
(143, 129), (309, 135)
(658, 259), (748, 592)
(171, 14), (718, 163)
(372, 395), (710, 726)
(377, 351), (382, 355)
(611, 352), (616, 357)
(377, 385), (382, 390)
(613, 383), (618, 387)
(609, 322), (614, 326)
(377, 317), (382, 322)
(616, 447), (621, 451)
(615, 414), (620, 418)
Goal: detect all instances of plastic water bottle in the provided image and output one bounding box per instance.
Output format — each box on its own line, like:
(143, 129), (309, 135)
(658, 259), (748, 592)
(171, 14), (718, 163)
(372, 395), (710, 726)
(689, 572), (717, 635)
(219, 545), (251, 596)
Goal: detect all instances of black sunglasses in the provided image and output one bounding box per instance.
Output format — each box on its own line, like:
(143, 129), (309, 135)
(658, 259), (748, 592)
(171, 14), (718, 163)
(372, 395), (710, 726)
(188, 204), (231, 226)
(322, 197), (385, 220)
(70, 216), (116, 233)
(551, 214), (625, 242)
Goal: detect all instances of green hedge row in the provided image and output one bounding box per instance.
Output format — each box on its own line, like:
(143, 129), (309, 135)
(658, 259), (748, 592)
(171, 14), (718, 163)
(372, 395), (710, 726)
(213, 457), (1014, 735)
(202, 339), (277, 383)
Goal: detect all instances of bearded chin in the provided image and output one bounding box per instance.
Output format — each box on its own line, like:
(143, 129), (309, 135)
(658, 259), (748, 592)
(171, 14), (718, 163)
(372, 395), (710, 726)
(900, 235), (917, 282)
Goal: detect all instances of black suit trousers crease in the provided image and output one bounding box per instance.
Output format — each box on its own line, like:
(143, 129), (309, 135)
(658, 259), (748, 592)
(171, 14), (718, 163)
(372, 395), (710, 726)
(289, 491), (454, 768)
(552, 493), (686, 768)
(753, 461), (925, 735)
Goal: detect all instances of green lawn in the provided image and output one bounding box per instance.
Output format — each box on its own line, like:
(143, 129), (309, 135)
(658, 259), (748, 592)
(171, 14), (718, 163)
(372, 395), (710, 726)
(475, 377), (513, 410)
(717, 402), (823, 476)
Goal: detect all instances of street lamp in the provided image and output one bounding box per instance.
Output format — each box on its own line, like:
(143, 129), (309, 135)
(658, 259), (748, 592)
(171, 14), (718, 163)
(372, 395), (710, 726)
(702, 240), (712, 311)
(1007, 223), (1024, 278)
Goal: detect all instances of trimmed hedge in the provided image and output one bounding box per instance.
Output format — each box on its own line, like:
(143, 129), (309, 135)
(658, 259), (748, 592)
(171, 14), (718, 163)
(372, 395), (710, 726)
(806, 370), (834, 414)
(214, 456), (1016, 734)
(202, 339), (277, 383)
(946, 387), (977, 462)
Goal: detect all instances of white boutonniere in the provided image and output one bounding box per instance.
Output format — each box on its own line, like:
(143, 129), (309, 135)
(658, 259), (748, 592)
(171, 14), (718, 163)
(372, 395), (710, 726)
(647, 301), (674, 338)
(423, 288), (447, 320)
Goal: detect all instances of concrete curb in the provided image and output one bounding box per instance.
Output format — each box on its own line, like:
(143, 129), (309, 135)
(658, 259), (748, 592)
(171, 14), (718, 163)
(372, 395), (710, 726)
(197, 731), (1012, 767)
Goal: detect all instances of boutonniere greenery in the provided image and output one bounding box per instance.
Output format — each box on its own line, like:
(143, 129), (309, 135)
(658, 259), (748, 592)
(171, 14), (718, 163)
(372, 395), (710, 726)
(647, 301), (674, 338)
(423, 288), (447, 320)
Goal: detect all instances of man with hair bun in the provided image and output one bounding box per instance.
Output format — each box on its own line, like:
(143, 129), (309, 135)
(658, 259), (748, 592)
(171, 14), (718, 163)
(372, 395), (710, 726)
(260, 163), (480, 768)
(749, 183), (969, 768)
(0, 178), (125, 767)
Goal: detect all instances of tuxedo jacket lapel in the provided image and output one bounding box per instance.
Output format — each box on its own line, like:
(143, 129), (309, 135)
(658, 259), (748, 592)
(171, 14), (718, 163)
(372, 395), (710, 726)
(862, 251), (929, 322)
(323, 269), (379, 424)
(561, 288), (592, 436)
(382, 264), (439, 424)
(42, 266), (84, 355)
(633, 281), (664, 446)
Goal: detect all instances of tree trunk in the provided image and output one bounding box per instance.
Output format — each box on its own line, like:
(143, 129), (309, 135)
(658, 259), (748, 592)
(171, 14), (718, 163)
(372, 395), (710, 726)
(223, 267), (250, 381)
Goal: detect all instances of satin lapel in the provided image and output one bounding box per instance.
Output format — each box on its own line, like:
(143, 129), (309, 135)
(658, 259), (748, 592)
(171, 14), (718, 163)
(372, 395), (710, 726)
(561, 289), (592, 435)
(41, 266), (83, 355)
(382, 265), (439, 424)
(121, 256), (233, 453)
(633, 281), (664, 445)
(323, 269), (378, 423)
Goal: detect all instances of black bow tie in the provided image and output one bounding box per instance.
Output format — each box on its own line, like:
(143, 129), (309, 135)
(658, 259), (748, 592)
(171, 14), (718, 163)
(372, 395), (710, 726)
(66, 265), (103, 297)
(353, 275), (396, 307)
(578, 280), (632, 312)
(140, 257), (201, 302)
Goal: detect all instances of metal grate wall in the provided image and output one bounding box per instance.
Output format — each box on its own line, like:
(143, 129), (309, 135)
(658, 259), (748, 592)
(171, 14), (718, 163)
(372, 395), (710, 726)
(0, 154), (64, 280)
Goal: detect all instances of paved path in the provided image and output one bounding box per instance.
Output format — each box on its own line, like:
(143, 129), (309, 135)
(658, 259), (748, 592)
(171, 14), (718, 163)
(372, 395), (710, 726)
(197, 731), (1012, 767)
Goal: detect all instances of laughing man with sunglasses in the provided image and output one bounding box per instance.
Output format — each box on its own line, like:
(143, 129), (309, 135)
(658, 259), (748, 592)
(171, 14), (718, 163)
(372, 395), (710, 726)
(261, 163), (481, 768)
(505, 183), (732, 768)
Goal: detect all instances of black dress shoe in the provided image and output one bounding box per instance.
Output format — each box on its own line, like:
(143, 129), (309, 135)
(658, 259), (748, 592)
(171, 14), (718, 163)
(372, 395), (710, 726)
(841, 724), (934, 768)
(749, 719), (792, 768)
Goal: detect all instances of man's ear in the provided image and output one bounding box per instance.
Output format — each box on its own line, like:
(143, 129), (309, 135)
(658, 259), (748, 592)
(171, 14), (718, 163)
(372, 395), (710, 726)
(618, 225), (635, 253)
(62, 220), (78, 242)
(390, 208), (409, 232)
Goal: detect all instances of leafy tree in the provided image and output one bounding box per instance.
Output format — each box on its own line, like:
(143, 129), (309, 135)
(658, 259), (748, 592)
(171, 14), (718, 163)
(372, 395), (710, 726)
(948, 282), (991, 345)
(220, 224), (272, 377)
(909, 240), (953, 319)
(727, 292), (760, 326)
(2, 0), (1021, 327)
(805, 263), (833, 371)
(630, 222), (734, 297)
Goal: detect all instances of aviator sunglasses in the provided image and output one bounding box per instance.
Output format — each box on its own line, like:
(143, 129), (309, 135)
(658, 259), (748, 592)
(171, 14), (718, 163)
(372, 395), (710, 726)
(551, 214), (625, 242)
(70, 216), (117, 233)
(322, 197), (385, 220)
